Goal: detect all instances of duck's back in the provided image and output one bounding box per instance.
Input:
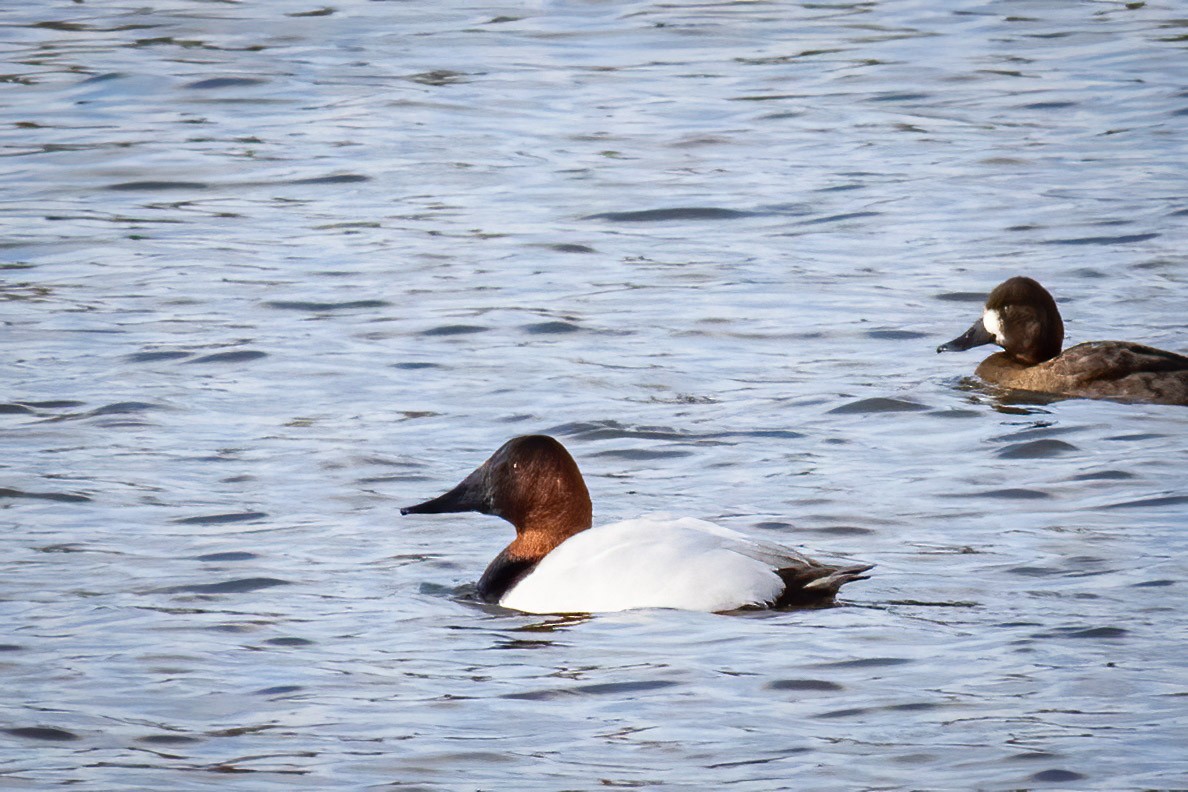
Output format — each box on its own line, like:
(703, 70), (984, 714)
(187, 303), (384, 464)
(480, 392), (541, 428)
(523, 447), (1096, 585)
(499, 516), (796, 614)
(977, 341), (1188, 405)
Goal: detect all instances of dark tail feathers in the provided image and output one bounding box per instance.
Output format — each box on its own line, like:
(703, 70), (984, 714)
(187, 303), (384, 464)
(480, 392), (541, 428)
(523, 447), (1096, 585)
(773, 563), (873, 608)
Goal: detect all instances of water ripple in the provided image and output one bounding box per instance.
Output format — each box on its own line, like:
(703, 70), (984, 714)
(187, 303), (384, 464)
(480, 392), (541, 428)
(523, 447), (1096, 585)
(159, 578), (290, 595)
(584, 207), (762, 222)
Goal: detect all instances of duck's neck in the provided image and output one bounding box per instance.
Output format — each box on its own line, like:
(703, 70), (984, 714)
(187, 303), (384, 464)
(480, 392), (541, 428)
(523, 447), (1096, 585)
(1008, 345), (1061, 366)
(476, 510), (592, 604)
(507, 508), (593, 562)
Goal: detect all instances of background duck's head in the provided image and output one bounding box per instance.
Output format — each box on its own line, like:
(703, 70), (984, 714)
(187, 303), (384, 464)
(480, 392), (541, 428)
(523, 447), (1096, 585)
(938, 276), (1064, 365)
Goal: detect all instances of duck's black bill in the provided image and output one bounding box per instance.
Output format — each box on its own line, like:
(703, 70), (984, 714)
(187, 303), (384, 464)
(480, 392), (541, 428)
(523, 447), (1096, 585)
(401, 473), (488, 516)
(937, 318), (994, 354)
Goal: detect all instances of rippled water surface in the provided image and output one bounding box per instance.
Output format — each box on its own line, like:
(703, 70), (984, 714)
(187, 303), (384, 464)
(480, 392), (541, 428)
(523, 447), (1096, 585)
(3, 1), (1187, 789)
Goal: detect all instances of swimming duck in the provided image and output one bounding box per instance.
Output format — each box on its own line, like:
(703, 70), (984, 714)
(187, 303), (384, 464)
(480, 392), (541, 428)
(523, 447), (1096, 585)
(937, 276), (1188, 405)
(401, 435), (872, 614)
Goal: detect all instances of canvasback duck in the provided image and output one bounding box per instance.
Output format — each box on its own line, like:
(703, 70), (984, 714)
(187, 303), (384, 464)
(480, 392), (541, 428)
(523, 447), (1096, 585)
(401, 435), (872, 614)
(937, 276), (1188, 405)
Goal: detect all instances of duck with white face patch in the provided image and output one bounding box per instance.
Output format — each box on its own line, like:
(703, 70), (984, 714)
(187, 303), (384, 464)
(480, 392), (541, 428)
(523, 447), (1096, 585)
(938, 276), (1188, 405)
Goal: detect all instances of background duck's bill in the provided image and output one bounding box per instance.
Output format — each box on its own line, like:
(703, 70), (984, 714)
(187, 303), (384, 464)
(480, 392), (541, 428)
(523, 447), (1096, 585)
(938, 318), (995, 354)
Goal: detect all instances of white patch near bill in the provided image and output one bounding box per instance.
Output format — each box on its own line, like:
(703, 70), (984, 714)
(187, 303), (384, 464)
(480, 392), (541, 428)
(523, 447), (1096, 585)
(982, 308), (1005, 345)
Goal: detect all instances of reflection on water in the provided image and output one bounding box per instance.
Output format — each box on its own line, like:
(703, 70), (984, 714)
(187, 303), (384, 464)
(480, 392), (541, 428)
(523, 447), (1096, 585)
(2, 0), (1187, 789)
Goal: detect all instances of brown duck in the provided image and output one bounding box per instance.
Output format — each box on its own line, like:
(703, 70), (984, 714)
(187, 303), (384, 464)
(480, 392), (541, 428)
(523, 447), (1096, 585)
(938, 276), (1188, 405)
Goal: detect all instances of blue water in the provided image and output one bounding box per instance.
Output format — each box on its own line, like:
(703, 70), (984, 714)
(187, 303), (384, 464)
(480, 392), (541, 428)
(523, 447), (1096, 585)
(2, 1), (1186, 789)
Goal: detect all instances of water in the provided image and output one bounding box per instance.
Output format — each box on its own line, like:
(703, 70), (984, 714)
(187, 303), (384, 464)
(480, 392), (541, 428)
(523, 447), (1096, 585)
(2, 1), (1186, 788)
